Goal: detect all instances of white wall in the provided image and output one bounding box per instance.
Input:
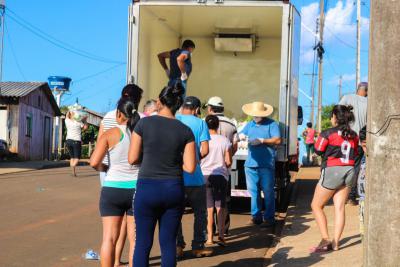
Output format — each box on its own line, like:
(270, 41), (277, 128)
(0, 109), (7, 141)
(137, 6), (180, 102)
(184, 37), (281, 120)
(137, 5), (283, 120)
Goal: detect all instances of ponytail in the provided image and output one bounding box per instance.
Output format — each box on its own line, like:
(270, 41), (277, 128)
(117, 98), (140, 133)
(331, 105), (356, 139)
(158, 82), (185, 114)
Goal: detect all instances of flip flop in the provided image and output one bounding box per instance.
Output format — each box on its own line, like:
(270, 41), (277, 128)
(309, 243), (333, 253)
(205, 241), (214, 246)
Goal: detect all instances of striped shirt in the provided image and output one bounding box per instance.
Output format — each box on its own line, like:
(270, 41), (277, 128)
(102, 110), (118, 132)
(101, 109), (144, 165)
(101, 110), (118, 166)
(101, 109), (145, 131)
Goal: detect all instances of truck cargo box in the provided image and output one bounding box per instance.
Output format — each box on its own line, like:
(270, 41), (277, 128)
(127, 1), (300, 163)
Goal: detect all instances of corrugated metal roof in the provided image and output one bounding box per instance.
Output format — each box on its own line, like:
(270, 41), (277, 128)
(0, 82), (47, 97)
(0, 81), (61, 116)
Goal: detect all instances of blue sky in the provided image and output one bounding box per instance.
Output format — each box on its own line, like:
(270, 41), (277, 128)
(3, 0), (370, 117)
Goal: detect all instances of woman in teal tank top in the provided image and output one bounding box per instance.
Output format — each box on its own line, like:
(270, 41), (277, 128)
(90, 98), (141, 267)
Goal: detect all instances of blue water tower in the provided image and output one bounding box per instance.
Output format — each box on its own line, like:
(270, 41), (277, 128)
(48, 76), (72, 91)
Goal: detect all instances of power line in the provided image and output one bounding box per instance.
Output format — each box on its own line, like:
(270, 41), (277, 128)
(325, 52), (354, 90)
(5, 9), (125, 64)
(6, 7), (124, 64)
(325, 26), (368, 53)
(4, 21), (27, 81)
(73, 63), (125, 84)
(63, 78), (125, 104)
(63, 64), (125, 101)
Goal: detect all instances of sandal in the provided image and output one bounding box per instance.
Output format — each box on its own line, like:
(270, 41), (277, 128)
(309, 240), (333, 253)
(205, 240), (214, 246)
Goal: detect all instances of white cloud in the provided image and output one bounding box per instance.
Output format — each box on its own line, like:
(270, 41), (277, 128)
(342, 73), (356, 82)
(300, 0), (370, 65)
(300, 2), (319, 65)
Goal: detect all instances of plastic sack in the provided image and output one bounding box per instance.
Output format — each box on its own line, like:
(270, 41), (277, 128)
(68, 103), (88, 122)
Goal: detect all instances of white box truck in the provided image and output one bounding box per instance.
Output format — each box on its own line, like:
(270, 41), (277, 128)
(126, 0), (302, 209)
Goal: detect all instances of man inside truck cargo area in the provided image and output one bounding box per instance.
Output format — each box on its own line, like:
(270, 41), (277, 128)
(175, 96), (214, 258)
(239, 101), (281, 227)
(158, 40), (195, 96)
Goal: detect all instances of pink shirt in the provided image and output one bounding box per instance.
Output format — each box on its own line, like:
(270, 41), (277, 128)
(305, 128), (316, 144)
(200, 134), (231, 180)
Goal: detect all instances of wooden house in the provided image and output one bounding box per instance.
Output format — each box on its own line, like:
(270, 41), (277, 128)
(0, 82), (61, 160)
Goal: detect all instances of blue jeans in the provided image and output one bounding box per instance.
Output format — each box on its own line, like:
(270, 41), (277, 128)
(133, 178), (184, 267)
(168, 78), (187, 98)
(176, 186), (207, 250)
(245, 167), (275, 223)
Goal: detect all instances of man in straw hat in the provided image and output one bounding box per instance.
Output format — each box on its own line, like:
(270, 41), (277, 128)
(239, 101), (281, 227)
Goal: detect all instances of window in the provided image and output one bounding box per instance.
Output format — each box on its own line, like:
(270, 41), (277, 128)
(26, 115), (32, 137)
(38, 96), (41, 108)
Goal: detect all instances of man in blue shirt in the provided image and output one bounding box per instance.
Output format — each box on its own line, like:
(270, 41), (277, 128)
(158, 40), (195, 97)
(240, 101), (281, 227)
(175, 96), (213, 258)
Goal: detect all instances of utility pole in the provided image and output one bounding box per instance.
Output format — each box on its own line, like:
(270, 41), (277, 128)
(0, 0), (5, 84)
(304, 73), (317, 124)
(53, 88), (64, 159)
(316, 0), (325, 133)
(356, 0), (361, 88)
(338, 75), (342, 101)
(364, 1), (400, 265)
(305, 17), (320, 126)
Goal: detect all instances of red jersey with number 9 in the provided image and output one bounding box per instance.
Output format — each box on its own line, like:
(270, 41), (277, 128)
(314, 127), (359, 168)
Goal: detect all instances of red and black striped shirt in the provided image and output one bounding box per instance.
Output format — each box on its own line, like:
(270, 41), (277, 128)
(314, 127), (359, 168)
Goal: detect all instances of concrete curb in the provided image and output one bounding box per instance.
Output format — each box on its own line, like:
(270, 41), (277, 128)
(0, 160), (89, 175)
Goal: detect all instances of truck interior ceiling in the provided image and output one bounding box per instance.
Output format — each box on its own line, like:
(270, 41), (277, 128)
(137, 4), (284, 119)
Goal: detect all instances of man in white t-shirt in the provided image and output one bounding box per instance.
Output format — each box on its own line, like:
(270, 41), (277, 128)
(339, 82), (368, 204)
(65, 112), (88, 177)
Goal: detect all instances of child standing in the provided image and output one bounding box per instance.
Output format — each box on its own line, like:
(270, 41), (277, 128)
(201, 115), (232, 246)
(311, 105), (359, 252)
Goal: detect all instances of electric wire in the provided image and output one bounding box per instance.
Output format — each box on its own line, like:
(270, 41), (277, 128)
(324, 51), (355, 92)
(325, 26), (368, 53)
(4, 21), (27, 81)
(5, 9), (125, 64)
(73, 63), (126, 84)
(367, 114), (400, 137)
(63, 64), (125, 102)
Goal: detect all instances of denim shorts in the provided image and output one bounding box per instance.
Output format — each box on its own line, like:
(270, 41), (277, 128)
(66, 139), (82, 159)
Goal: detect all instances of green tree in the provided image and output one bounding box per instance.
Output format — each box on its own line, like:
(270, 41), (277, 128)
(321, 104), (335, 131)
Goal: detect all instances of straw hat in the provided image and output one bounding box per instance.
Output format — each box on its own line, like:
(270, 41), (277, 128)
(242, 101), (274, 117)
